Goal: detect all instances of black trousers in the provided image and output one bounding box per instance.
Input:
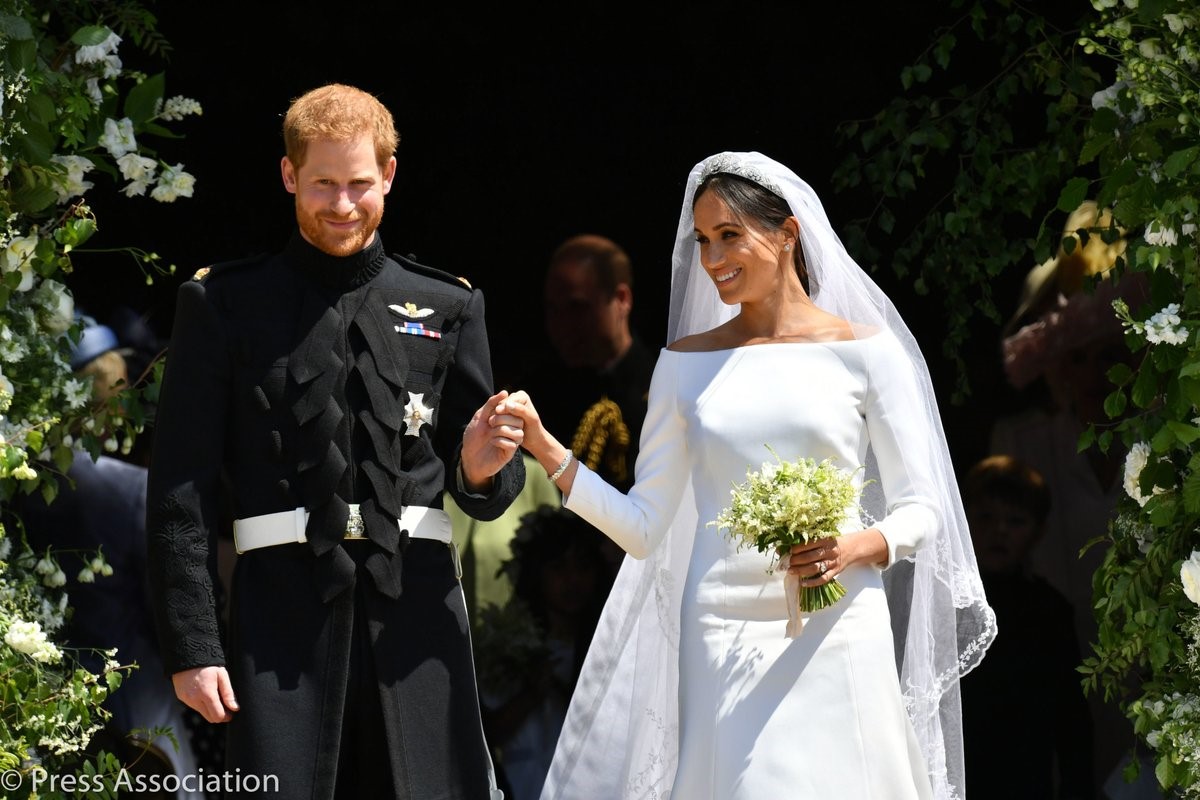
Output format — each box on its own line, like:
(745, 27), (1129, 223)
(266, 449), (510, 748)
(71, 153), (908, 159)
(334, 570), (393, 799)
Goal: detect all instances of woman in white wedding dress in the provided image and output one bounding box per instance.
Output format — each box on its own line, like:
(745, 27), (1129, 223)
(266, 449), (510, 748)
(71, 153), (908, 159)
(500, 152), (996, 800)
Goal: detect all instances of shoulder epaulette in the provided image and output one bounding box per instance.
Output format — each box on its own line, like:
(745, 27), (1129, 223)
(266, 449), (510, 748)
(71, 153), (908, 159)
(191, 252), (271, 283)
(394, 252), (473, 290)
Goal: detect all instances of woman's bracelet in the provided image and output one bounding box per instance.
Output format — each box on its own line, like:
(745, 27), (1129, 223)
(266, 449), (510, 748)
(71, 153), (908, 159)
(547, 451), (574, 482)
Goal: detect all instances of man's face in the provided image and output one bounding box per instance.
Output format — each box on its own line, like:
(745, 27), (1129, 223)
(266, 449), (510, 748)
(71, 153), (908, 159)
(281, 135), (395, 257)
(544, 259), (628, 369)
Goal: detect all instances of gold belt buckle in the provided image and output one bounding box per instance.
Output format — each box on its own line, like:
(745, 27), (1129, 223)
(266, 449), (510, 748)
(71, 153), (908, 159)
(344, 505), (366, 540)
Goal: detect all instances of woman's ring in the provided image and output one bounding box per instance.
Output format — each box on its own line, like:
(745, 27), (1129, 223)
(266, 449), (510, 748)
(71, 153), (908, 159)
(817, 561), (827, 575)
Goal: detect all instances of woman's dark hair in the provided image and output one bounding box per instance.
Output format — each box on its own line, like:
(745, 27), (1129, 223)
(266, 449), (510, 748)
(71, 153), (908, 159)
(695, 172), (810, 294)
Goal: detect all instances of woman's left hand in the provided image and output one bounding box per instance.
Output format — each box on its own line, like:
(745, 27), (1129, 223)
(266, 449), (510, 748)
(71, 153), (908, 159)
(787, 529), (888, 585)
(787, 537), (844, 585)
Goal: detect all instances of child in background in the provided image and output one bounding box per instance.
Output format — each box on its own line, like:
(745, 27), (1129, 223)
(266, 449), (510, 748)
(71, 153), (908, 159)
(475, 507), (610, 800)
(960, 454), (1095, 800)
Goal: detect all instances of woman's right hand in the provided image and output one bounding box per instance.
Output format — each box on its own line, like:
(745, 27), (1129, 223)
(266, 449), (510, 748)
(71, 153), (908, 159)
(495, 390), (548, 455)
(499, 390), (580, 491)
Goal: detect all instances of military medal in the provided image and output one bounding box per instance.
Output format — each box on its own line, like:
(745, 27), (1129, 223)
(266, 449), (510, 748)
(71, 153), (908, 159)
(403, 392), (435, 436)
(394, 321), (442, 339)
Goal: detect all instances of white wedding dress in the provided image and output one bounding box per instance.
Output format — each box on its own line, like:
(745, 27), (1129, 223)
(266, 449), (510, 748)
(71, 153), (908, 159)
(556, 334), (937, 799)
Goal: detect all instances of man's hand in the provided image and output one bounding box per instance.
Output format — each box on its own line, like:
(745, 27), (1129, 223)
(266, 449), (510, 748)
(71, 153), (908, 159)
(460, 389), (525, 491)
(172, 665), (239, 723)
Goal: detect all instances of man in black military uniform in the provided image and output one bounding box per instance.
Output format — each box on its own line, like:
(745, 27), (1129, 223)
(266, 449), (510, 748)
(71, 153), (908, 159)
(147, 83), (525, 799)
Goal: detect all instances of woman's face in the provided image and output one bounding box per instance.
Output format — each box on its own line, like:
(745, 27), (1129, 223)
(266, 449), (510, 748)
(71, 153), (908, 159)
(692, 189), (790, 306)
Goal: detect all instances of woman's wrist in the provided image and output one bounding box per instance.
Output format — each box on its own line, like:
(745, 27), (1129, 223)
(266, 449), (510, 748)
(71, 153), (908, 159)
(850, 528), (889, 567)
(547, 450), (574, 482)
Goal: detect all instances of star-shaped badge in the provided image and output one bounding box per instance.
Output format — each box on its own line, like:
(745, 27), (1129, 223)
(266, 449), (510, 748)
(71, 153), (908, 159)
(403, 392), (435, 436)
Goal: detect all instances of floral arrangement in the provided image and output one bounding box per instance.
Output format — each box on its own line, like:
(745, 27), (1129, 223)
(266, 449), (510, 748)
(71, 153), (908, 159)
(0, 0), (200, 505)
(831, 0), (1200, 793)
(0, 522), (128, 776)
(711, 447), (862, 612)
(1069, 1), (1200, 792)
(0, 1), (199, 795)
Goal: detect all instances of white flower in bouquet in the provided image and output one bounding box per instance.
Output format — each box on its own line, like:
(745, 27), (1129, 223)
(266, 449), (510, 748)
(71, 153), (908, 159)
(711, 445), (863, 613)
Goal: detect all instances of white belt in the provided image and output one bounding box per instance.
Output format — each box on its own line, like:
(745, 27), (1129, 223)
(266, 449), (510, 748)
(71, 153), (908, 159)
(233, 504), (452, 555)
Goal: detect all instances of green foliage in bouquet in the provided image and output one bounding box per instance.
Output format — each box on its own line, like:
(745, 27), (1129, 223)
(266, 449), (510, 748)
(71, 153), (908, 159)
(711, 446), (863, 612)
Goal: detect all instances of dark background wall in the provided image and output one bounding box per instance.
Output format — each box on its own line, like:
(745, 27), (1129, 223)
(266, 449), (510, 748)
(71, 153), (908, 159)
(73, 2), (1047, 472)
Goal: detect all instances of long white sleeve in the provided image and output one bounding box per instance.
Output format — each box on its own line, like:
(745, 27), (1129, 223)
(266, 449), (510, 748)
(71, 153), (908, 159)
(864, 332), (941, 567)
(564, 353), (689, 559)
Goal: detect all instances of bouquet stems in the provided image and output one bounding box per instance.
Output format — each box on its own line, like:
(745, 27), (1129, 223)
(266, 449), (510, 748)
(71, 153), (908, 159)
(798, 578), (847, 612)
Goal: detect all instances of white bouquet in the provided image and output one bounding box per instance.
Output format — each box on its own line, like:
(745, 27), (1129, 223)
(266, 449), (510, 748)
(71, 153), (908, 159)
(711, 446), (863, 615)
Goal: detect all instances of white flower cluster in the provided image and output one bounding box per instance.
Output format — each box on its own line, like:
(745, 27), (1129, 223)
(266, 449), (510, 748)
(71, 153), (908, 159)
(74, 30), (122, 73)
(1144, 303), (1190, 345)
(155, 95), (203, 121)
(3, 618), (62, 663)
(75, 555), (113, 584)
(0, 270), (78, 479)
(34, 554), (66, 589)
(1141, 692), (1200, 784)
(1120, 300), (1190, 346)
(0, 68), (30, 149)
(1144, 219), (1197, 246)
(1112, 510), (1156, 554)
(99, 117), (197, 201)
(1123, 441), (1171, 506)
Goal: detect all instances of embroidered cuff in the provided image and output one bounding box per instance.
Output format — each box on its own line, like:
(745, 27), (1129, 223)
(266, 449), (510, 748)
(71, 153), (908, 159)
(456, 460), (489, 499)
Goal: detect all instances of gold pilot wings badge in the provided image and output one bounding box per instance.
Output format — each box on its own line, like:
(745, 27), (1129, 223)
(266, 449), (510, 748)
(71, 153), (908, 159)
(388, 302), (434, 319)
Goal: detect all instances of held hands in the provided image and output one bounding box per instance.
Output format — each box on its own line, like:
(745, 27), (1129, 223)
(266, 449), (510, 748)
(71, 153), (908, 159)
(461, 390), (525, 491)
(494, 390), (552, 457)
(494, 391), (578, 490)
(173, 665), (239, 723)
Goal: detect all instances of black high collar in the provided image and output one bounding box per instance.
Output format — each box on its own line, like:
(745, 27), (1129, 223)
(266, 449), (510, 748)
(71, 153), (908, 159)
(285, 229), (387, 289)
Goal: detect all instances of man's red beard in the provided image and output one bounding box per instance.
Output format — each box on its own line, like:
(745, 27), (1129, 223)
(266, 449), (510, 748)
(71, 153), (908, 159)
(295, 201), (384, 257)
